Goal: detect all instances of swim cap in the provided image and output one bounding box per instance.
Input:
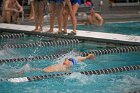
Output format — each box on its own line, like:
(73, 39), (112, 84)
(68, 58), (77, 65)
(85, 1), (92, 7)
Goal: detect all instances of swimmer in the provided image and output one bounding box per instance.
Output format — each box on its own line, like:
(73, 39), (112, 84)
(18, 54), (96, 74)
(85, 8), (104, 26)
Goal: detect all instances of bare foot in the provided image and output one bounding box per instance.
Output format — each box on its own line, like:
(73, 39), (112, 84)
(28, 17), (34, 20)
(35, 29), (42, 32)
(46, 30), (53, 33)
(32, 28), (42, 32)
(32, 28), (38, 32)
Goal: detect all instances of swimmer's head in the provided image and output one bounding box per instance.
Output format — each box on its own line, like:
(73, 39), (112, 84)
(90, 8), (95, 14)
(63, 58), (72, 67)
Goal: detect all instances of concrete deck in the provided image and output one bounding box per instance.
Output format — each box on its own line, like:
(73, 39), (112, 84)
(0, 23), (140, 45)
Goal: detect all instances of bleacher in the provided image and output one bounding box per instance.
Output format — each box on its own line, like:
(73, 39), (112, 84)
(110, 0), (140, 7)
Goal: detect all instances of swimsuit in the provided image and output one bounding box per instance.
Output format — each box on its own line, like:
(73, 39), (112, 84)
(68, 58), (77, 65)
(48, 0), (64, 4)
(71, 0), (81, 5)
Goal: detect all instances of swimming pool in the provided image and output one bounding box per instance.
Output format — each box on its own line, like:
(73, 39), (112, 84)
(68, 21), (140, 36)
(0, 33), (140, 93)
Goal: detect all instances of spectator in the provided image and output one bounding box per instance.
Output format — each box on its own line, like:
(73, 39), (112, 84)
(62, 0), (81, 35)
(32, 0), (46, 32)
(46, 0), (64, 34)
(2, 0), (23, 24)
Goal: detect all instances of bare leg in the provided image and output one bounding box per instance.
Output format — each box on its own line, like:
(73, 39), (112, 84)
(48, 2), (56, 32)
(33, 1), (39, 31)
(29, 1), (35, 20)
(63, 6), (69, 33)
(16, 67), (43, 75)
(70, 3), (79, 33)
(4, 12), (11, 23)
(37, 0), (46, 31)
(12, 12), (19, 24)
(56, 3), (64, 33)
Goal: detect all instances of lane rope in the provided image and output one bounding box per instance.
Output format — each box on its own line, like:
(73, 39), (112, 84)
(0, 46), (140, 64)
(0, 33), (26, 39)
(81, 46), (140, 56)
(0, 39), (80, 49)
(1, 65), (139, 83)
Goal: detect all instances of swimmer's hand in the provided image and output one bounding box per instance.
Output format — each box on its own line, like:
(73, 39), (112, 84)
(86, 54), (96, 59)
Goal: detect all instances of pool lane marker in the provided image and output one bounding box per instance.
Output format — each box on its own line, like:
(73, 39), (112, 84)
(0, 46), (140, 64)
(81, 46), (140, 56)
(0, 33), (26, 39)
(1, 65), (139, 83)
(0, 39), (80, 49)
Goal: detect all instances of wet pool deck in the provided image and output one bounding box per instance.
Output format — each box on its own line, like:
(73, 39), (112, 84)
(0, 23), (140, 46)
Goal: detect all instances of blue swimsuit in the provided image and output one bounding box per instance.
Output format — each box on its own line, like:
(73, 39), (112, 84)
(71, 0), (81, 5)
(48, 0), (64, 4)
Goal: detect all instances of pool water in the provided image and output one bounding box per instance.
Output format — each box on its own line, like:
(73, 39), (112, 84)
(68, 22), (140, 36)
(1, 52), (140, 93)
(0, 35), (140, 93)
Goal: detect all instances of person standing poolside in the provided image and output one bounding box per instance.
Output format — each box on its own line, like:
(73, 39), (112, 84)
(46, 0), (64, 34)
(62, 0), (81, 35)
(18, 54), (95, 74)
(2, 0), (23, 24)
(32, 0), (47, 32)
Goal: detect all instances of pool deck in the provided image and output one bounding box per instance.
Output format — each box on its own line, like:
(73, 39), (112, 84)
(0, 23), (140, 46)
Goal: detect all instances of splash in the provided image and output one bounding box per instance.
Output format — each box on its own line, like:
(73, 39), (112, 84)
(55, 50), (80, 64)
(0, 64), (32, 78)
(0, 47), (19, 58)
(0, 64), (20, 78)
(64, 72), (95, 85)
(19, 64), (32, 73)
(106, 74), (140, 93)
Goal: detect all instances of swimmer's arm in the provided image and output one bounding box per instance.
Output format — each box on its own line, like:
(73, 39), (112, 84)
(98, 18), (103, 26)
(78, 54), (96, 62)
(78, 57), (87, 62)
(95, 13), (104, 26)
